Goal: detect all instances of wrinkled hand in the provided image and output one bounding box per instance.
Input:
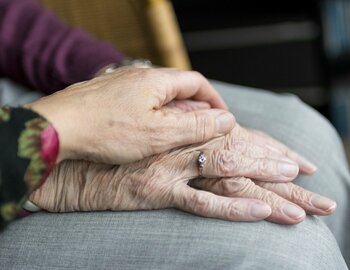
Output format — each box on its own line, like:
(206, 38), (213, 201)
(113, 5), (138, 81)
(189, 176), (336, 225)
(166, 99), (317, 176)
(29, 125), (335, 224)
(186, 118), (335, 224)
(25, 67), (234, 164)
(29, 157), (272, 223)
(176, 122), (316, 182)
(239, 126), (317, 175)
(178, 121), (335, 224)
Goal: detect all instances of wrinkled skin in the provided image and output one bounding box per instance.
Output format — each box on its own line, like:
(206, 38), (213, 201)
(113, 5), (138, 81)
(30, 124), (335, 225)
(25, 67), (234, 164)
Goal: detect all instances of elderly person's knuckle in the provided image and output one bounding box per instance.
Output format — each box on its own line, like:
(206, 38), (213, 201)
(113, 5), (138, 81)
(226, 200), (244, 219)
(244, 182), (274, 202)
(259, 189), (275, 202)
(255, 189), (280, 209)
(215, 151), (236, 176)
(188, 191), (211, 214)
(289, 184), (311, 204)
(193, 111), (215, 142)
(221, 177), (254, 196)
(257, 158), (273, 176)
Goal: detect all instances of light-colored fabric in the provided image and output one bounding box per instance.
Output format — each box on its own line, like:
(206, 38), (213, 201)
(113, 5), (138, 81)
(0, 79), (42, 106)
(0, 210), (347, 270)
(212, 80), (350, 258)
(0, 79), (348, 269)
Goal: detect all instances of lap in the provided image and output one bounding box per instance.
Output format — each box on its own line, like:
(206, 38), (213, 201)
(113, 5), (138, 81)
(213, 80), (350, 262)
(0, 210), (346, 270)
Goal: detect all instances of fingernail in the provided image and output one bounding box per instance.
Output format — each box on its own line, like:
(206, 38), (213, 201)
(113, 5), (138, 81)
(282, 203), (305, 220)
(311, 195), (337, 212)
(215, 112), (235, 134)
(250, 203), (272, 219)
(278, 162), (299, 178)
(299, 157), (317, 174)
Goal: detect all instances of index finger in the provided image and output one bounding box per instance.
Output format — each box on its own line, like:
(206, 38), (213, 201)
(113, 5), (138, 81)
(157, 68), (228, 110)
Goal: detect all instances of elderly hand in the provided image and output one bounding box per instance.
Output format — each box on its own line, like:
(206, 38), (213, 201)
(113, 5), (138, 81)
(199, 123), (318, 177)
(189, 177), (336, 224)
(28, 158), (271, 222)
(25, 67), (234, 164)
(29, 126), (335, 224)
(166, 99), (317, 176)
(189, 122), (335, 224)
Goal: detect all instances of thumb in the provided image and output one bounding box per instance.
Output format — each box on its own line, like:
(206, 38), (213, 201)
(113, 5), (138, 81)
(166, 109), (235, 147)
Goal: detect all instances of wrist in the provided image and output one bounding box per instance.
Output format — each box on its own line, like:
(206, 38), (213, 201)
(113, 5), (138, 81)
(23, 99), (75, 163)
(29, 160), (87, 212)
(94, 58), (152, 77)
(29, 160), (123, 212)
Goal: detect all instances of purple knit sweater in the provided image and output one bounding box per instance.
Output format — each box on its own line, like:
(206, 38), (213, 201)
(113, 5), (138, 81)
(0, 0), (124, 94)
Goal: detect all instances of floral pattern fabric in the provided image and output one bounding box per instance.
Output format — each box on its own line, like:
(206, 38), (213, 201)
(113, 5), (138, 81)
(0, 107), (58, 231)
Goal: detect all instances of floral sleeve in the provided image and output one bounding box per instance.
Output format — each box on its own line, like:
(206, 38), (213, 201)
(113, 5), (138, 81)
(0, 107), (59, 231)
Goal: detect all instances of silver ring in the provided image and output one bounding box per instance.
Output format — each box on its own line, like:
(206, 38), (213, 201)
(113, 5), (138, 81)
(197, 152), (206, 176)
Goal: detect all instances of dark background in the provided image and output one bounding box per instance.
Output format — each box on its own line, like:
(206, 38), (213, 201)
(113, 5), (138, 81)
(172, 0), (350, 137)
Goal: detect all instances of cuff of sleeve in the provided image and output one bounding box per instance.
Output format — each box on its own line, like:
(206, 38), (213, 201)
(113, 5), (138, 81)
(17, 108), (59, 191)
(0, 107), (59, 223)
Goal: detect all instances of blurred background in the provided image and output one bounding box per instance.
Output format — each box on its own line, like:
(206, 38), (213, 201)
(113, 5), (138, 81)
(39, 0), (350, 155)
(172, 0), (350, 157)
(173, 0), (350, 135)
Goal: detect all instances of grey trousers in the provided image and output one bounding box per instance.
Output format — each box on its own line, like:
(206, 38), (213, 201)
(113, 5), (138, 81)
(0, 79), (349, 270)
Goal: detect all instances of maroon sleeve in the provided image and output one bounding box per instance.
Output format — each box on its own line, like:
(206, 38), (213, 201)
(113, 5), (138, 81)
(0, 0), (124, 94)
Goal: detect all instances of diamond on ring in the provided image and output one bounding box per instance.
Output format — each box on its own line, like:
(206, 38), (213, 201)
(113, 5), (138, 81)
(197, 152), (206, 176)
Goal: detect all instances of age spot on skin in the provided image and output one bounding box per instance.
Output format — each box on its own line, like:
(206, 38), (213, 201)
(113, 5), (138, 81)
(108, 120), (115, 127)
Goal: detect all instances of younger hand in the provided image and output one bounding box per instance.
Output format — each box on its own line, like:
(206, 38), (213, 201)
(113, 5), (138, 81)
(25, 67), (234, 164)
